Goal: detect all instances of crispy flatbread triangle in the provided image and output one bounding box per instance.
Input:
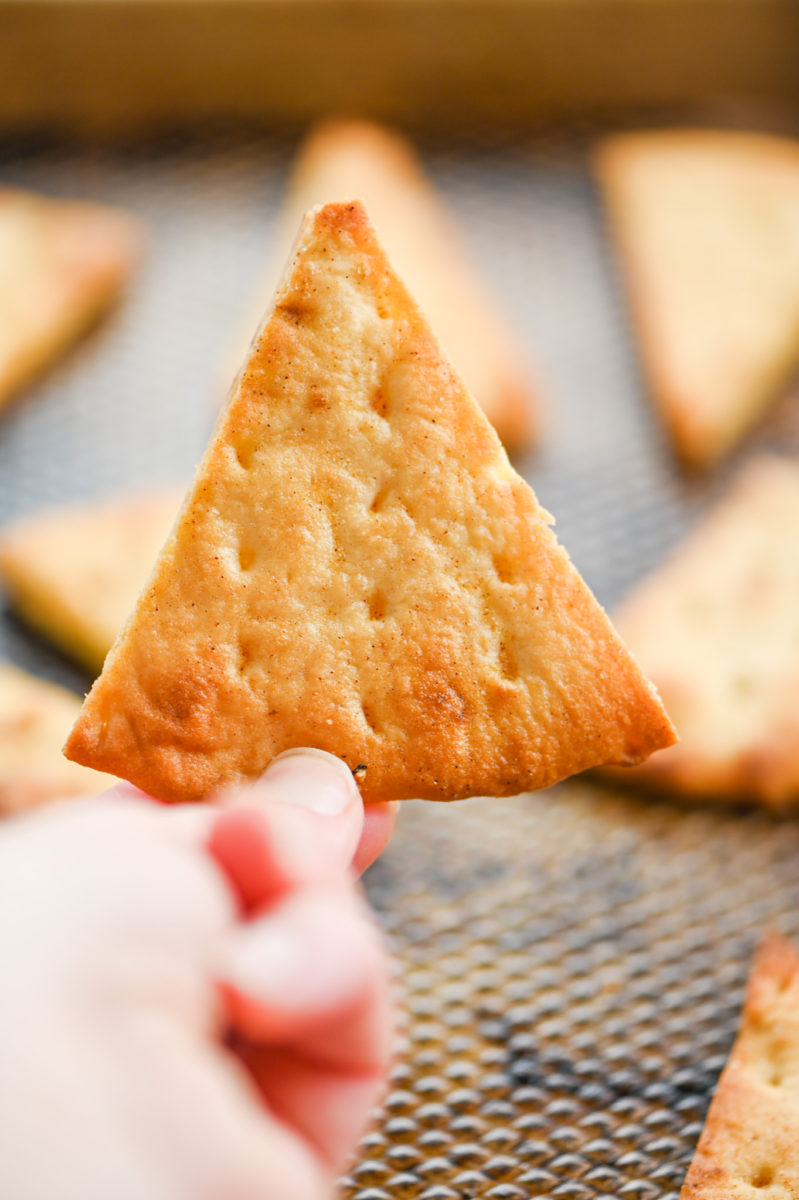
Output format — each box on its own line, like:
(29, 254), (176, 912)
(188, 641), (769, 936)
(0, 187), (141, 410)
(231, 118), (538, 449)
(66, 201), (674, 804)
(681, 931), (799, 1199)
(0, 664), (114, 814)
(0, 489), (183, 675)
(595, 130), (799, 469)
(605, 456), (799, 812)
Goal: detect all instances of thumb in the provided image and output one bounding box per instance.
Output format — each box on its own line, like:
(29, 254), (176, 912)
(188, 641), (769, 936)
(253, 748), (361, 819)
(209, 750), (364, 913)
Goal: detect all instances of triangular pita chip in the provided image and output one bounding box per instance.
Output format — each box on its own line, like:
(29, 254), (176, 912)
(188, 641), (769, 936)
(66, 201), (674, 804)
(0, 187), (140, 410)
(229, 118), (538, 448)
(0, 489), (183, 675)
(605, 456), (799, 812)
(681, 931), (799, 1199)
(0, 664), (114, 814)
(594, 130), (799, 468)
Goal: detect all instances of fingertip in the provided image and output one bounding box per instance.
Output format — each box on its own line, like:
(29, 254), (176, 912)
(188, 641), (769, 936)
(257, 749), (361, 817)
(227, 749), (365, 872)
(208, 752), (385, 909)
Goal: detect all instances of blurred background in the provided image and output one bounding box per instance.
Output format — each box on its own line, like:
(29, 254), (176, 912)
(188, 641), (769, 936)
(2, 0), (799, 139)
(2, 5), (799, 1199)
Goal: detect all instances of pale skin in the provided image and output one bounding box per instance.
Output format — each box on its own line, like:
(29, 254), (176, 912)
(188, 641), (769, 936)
(0, 749), (397, 1200)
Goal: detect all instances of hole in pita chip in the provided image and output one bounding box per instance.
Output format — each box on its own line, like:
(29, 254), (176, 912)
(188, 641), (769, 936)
(759, 1041), (790, 1088)
(307, 388), (329, 411)
(371, 386), (388, 418)
(237, 637), (258, 677)
(498, 641), (519, 680)
(750, 1163), (776, 1189)
(369, 484), (390, 513)
(776, 971), (793, 996)
(368, 589), (387, 622)
(362, 703), (380, 733)
(234, 436), (258, 471)
(369, 483), (409, 520)
(238, 543), (256, 572)
(752, 1021), (795, 1088)
(277, 295), (315, 325)
(493, 553), (516, 585)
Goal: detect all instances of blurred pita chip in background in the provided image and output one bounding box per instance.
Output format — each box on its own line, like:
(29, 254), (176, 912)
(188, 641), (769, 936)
(604, 456), (799, 812)
(0, 188), (141, 412)
(595, 130), (799, 469)
(0, 490), (182, 676)
(0, 663), (114, 814)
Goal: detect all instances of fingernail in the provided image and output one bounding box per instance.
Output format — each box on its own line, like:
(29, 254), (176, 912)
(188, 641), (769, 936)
(261, 748), (357, 816)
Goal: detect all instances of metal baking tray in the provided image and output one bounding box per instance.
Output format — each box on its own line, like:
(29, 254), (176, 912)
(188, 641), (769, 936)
(2, 0), (799, 139)
(2, 131), (799, 1200)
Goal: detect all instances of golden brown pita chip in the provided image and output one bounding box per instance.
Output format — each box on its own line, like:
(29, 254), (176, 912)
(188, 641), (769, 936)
(606, 456), (799, 812)
(0, 187), (140, 410)
(0, 664), (114, 813)
(681, 931), (799, 1199)
(0, 490), (182, 675)
(594, 130), (799, 469)
(66, 201), (674, 804)
(234, 118), (538, 448)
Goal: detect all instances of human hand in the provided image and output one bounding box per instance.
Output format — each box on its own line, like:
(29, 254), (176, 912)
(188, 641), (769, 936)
(0, 749), (395, 1200)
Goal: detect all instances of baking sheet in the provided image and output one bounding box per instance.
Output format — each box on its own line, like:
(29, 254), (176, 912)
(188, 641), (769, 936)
(2, 132), (799, 1199)
(2, 0), (799, 137)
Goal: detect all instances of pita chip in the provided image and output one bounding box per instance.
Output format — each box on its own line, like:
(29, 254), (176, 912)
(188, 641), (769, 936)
(606, 456), (799, 812)
(594, 130), (799, 468)
(0, 664), (114, 814)
(681, 931), (799, 1199)
(0, 187), (140, 410)
(66, 201), (674, 804)
(0, 489), (182, 675)
(233, 118), (538, 448)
